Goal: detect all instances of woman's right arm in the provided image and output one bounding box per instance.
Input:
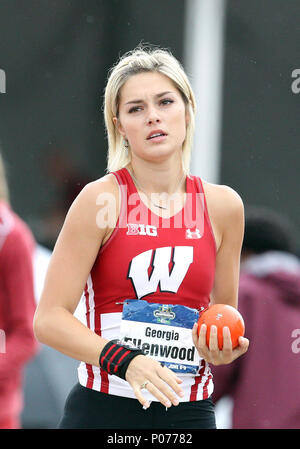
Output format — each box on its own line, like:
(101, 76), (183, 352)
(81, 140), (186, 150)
(33, 177), (116, 366)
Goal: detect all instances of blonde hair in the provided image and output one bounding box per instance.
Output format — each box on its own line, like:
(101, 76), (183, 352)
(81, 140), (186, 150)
(104, 45), (196, 175)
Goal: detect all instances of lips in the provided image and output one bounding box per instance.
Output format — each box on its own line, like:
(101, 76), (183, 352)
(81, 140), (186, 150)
(146, 129), (167, 140)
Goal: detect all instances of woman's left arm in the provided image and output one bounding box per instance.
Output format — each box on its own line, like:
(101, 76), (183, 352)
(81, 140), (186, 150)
(192, 185), (249, 365)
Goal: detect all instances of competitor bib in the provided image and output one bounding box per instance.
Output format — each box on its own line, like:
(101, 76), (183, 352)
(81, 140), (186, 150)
(119, 299), (201, 374)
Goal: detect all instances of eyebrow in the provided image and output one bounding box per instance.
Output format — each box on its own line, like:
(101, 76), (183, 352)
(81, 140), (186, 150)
(124, 91), (174, 105)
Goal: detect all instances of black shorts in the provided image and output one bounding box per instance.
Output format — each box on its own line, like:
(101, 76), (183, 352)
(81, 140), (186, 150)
(58, 383), (216, 429)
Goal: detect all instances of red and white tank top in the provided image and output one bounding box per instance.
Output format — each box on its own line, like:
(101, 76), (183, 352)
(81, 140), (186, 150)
(77, 167), (216, 401)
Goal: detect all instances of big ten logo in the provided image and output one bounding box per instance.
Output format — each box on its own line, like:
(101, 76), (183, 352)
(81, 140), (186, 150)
(291, 329), (300, 354)
(0, 69), (6, 94)
(0, 329), (6, 353)
(291, 69), (300, 94)
(127, 224), (158, 236)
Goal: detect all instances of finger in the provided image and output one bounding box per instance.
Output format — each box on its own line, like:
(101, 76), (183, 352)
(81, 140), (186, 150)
(239, 336), (249, 345)
(222, 326), (233, 363)
(222, 326), (233, 350)
(231, 337), (250, 362)
(198, 323), (207, 347)
(157, 366), (184, 399)
(159, 363), (183, 382)
(238, 336), (250, 351)
(144, 380), (175, 408)
(209, 325), (219, 351)
(126, 357), (184, 406)
(233, 336), (249, 353)
(192, 323), (199, 346)
(132, 385), (151, 409)
(197, 323), (210, 358)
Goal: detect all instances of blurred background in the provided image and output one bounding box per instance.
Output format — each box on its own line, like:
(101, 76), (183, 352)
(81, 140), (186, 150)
(0, 0), (299, 429)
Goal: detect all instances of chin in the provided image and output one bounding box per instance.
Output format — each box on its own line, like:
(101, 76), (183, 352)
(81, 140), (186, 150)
(145, 149), (176, 163)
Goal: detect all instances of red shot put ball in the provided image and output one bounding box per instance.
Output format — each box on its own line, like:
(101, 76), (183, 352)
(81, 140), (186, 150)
(197, 304), (245, 349)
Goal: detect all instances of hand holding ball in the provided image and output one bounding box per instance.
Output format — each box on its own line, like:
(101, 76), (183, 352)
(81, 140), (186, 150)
(197, 304), (245, 349)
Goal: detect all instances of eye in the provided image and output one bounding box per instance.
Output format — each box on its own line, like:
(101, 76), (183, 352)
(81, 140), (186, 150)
(128, 105), (143, 113)
(160, 98), (174, 106)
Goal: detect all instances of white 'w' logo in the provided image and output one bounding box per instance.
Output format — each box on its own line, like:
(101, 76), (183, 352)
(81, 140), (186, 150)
(128, 246), (193, 299)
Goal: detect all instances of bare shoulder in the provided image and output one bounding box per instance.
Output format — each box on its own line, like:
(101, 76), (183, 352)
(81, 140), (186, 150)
(76, 173), (119, 201)
(202, 180), (244, 216)
(63, 173), (120, 237)
(201, 180), (243, 202)
(71, 173), (119, 214)
(201, 180), (244, 244)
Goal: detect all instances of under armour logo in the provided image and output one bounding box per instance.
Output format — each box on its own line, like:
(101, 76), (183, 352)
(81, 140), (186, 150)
(186, 228), (202, 239)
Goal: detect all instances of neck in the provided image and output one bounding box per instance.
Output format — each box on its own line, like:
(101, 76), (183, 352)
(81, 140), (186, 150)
(127, 160), (186, 212)
(127, 157), (185, 195)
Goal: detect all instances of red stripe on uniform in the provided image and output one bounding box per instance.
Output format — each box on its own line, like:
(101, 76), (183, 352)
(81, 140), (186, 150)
(202, 372), (212, 400)
(86, 364), (95, 389)
(93, 294), (102, 392)
(100, 369), (109, 394)
(99, 313), (109, 394)
(189, 361), (205, 401)
(84, 283), (90, 328)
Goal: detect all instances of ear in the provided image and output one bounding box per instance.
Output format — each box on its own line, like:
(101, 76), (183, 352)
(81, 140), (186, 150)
(113, 116), (126, 138)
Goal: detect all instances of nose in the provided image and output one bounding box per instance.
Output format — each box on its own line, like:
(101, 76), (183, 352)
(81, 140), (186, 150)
(146, 106), (161, 125)
(147, 116), (160, 124)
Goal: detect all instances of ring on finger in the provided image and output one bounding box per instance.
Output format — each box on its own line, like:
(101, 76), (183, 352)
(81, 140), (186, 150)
(140, 381), (149, 390)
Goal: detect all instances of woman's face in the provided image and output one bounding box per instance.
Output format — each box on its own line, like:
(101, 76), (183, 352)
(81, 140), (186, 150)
(115, 71), (189, 164)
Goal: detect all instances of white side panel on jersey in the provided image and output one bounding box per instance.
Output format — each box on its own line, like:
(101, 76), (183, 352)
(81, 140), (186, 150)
(85, 274), (95, 332)
(100, 312), (122, 341)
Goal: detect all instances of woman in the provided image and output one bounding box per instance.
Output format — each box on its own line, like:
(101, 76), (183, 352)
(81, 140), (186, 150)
(33, 45), (249, 429)
(0, 153), (37, 428)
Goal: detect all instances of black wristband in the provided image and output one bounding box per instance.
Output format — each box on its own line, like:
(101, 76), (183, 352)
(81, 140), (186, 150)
(99, 340), (144, 380)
